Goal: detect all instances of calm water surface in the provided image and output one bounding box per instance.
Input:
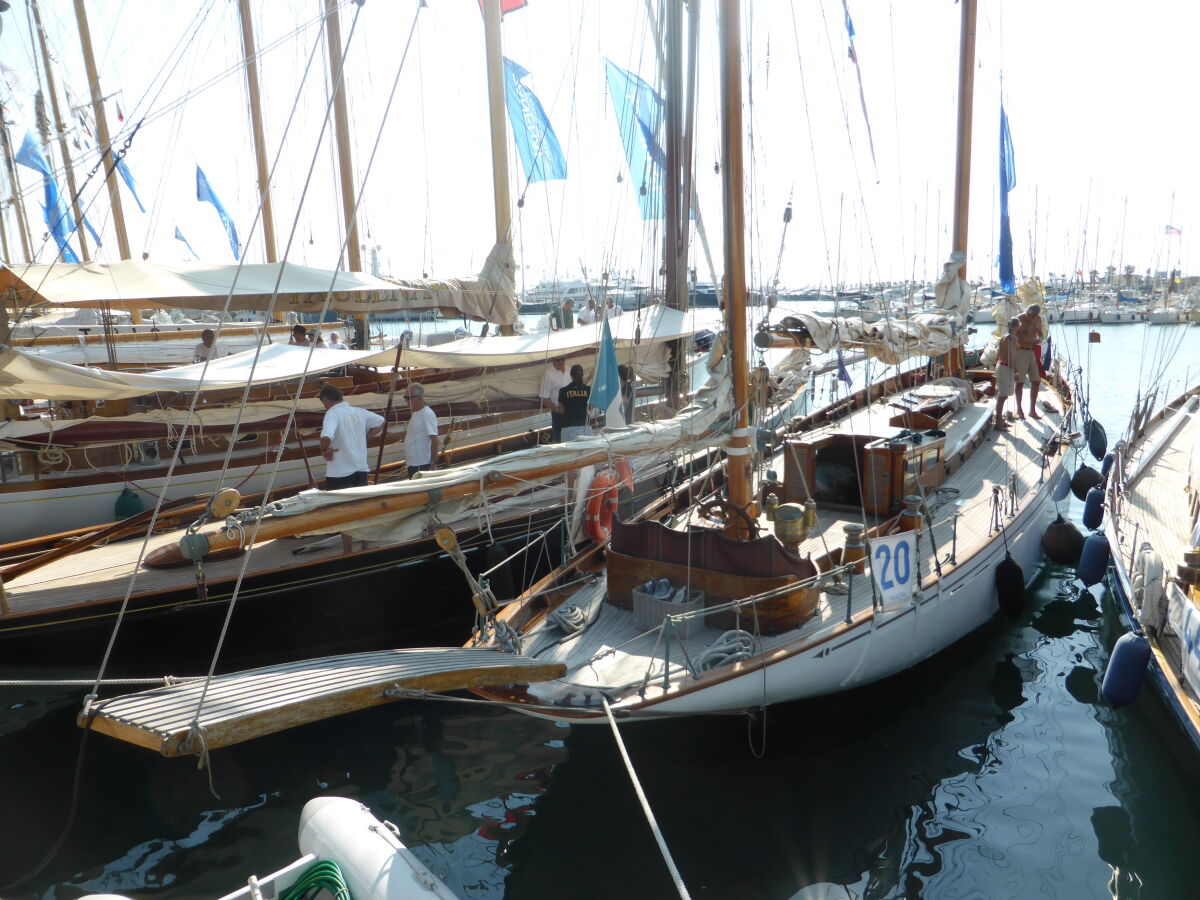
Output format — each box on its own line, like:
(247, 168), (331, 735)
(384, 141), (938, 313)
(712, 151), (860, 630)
(2, 323), (1199, 899)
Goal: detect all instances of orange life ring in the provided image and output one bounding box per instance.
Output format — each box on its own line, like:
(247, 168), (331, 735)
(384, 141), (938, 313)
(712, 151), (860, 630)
(585, 471), (620, 542)
(614, 457), (634, 493)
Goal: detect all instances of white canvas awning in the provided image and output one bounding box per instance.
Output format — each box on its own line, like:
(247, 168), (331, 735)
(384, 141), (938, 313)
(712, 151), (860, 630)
(397, 305), (698, 368)
(0, 343), (395, 401)
(0, 247), (518, 325)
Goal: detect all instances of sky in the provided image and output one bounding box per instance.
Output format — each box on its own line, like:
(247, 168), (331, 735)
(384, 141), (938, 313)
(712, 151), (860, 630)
(0, 0), (1195, 296)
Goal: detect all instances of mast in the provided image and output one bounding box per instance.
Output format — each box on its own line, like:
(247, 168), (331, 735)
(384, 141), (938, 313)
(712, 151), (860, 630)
(949, 0), (977, 281)
(720, 0), (752, 531)
(662, 0), (690, 409)
(237, 0), (278, 264)
(75, 0), (141, 332)
(0, 123), (33, 261)
(32, 0), (90, 261)
(946, 0), (977, 376)
(482, 0), (516, 336)
(322, 0), (367, 345)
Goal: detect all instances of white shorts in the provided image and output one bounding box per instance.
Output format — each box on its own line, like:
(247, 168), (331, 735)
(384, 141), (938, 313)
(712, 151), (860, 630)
(1014, 347), (1039, 385)
(996, 364), (1015, 398)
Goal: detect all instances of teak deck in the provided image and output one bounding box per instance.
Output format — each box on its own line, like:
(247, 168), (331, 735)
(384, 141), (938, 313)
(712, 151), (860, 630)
(80, 648), (564, 757)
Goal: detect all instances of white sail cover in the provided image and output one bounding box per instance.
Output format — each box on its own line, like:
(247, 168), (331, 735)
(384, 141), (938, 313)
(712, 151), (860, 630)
(397, 304), (698, 369)
(0, 250), (518, 325)
(0, 343), (396, 401)
(772, 311), (960, 365)
(934, 251), (970, 320)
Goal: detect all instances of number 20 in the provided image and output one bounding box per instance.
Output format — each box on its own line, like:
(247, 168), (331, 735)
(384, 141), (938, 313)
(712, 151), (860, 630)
(874, 541), (911, 589)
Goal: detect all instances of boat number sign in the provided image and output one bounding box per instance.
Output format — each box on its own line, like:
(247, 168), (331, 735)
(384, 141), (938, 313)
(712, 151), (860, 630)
(868, 532), (919, 607)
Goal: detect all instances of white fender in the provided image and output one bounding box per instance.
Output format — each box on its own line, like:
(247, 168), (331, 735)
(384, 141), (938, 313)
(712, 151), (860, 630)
(1135, 545), (1165, 630)
(298, 797), (457, 900)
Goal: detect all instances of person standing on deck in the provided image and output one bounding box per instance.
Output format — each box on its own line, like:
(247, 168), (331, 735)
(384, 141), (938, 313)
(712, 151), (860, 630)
(604, 296), (623, 319)
(289, 324), (311, 346)
(550, 299), (576, 330)
(539, 358), (571, 442)
(577, 298), (598, 326)
(1014, 304), (1044, 419)
(404, 382), (439, 477)
(318, 383), (385, 552)
(993, 317), (1018, 430)
(558, 365), (593, 441)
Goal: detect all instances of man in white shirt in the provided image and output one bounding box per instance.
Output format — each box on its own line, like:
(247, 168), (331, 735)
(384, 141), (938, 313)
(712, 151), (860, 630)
(318, 383), (385, 551)
(538, 358), (571, 441)
(319, 384), (385, 490)
(605, 297), (623, 319)
(327, 332), (349, 350)
(404, 382), (440, 477)
(577, 298), (598, 326)
(192, 329), (222, 364)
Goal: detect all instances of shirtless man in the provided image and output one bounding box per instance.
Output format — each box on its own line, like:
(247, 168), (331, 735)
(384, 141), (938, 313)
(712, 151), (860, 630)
(993, 317), (1018, 430)
(1013, 303), (1044, 419)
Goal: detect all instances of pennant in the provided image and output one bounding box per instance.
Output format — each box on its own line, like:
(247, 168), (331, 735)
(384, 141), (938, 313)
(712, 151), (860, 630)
(196, 165), (240, 260)
(1165, 225), (1182, 236)
(114, 156), (146, 213)
(604, 60), (666, 220)
(476, 0), (528, 16)
(836, 348), (852, 385)
(841, 0), (877, 175)
(588, 317), (625, 425)
(15, 130), (79, 262)
(998, 104), (1017, 294)
(175, 225), (200, 260)
(502, 58), (567, 184)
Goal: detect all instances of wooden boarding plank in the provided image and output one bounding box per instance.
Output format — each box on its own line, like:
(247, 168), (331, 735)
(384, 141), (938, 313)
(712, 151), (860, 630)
(79, 648), (564, 757)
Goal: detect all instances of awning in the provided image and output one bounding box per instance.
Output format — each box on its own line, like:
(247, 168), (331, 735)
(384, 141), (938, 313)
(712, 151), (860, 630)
(0, 343), (395, 401)
(397, 305), (699, 368)
(0, 245), (518, 325)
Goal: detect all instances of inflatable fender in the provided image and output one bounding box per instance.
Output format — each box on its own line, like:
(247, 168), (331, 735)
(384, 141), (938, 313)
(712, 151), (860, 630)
(1134, 546), (1166, 628)
(1101, 632), (1151, 708)
(1082, 486), (1105, 531)
(1076, 532), (1110, 587)
(1042, 514), (1085, 565)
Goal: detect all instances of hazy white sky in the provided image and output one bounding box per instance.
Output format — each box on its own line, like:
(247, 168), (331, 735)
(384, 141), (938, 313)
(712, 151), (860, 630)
(0, 0), (1194, 293)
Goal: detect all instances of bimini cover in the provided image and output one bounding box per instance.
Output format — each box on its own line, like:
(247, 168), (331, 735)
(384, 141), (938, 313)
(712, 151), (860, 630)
(0, 343), (394, 401)
(0, 245), (517, 325)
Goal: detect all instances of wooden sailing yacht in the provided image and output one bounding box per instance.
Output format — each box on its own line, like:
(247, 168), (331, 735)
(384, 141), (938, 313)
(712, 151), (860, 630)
(1102, 385), (1200, 751)
(75, 0), (1079, 755)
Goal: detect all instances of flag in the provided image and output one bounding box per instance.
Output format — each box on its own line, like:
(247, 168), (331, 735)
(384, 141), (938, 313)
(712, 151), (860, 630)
(476, 0), (528, 16)
(998, 104), (1017, 294)
(196, 165), (240, 260)
(836, 348), (852, 385)
(114, 156), (146, 213)
(588, 317), (625, 426)
(174, 225), (200, 259)
(15, 130), (79, 262)
(604, 60), (666, 220)
(1041, 335), (1052, 374)
(502, 58), (566, 184)
(1165, 225), (1182, 236)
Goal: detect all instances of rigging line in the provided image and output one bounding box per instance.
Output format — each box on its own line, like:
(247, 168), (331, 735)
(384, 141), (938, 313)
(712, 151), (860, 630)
(197, 0), (430, 704)
(81, 4), (354, 701)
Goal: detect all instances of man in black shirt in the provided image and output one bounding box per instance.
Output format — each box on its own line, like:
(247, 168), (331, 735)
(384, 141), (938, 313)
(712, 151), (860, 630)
(558, 364), (592, 441)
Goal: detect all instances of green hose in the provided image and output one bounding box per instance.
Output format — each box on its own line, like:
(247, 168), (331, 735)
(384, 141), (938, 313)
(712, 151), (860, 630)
(279, 859), (351, 900)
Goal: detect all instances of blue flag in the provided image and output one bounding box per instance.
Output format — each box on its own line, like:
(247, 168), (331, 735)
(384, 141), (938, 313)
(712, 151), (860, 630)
(175, 225), (200, 259)
(998, 105), (1016, 294)
(115, 156), (146, 213)
(502, 58), (566, 184)
(836, 348), (852, 385)
(604, 60), (665, 220)
(15, 130), (79, 263)
(196, 165), (240, 260)
(589, 317), (622, 422)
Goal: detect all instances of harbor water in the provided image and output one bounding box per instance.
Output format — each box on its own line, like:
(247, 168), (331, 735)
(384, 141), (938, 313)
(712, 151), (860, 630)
(2, 323), (1199, 899)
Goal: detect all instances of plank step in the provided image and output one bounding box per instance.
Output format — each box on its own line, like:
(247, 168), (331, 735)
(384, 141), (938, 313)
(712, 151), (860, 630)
(79, 648), (563, 757)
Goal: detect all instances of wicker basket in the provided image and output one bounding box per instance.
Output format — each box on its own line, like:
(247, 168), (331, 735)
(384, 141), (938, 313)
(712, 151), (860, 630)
(633, 585), (705, 636)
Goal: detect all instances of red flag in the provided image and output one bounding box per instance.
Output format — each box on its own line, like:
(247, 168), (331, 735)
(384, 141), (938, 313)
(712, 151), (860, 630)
(116, 102), (124, 123)
(477, 0), (528, 16)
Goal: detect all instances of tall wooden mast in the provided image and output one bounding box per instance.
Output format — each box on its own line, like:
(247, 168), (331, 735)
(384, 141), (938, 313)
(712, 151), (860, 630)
(0, 124), (33, 261)
(237, 0), (278, 264)
(322, 0), (367, 346)
(482, 0), (516, 336)
(32, 0), (90, 261)
(720, 0), (752, 530)
(950, 0), (977, 281)
(74, 0), (141, 330)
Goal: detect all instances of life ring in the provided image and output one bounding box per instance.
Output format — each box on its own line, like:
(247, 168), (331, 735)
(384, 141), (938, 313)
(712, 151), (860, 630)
(615, 457), (634, 493)
(585, 471), (620, 542)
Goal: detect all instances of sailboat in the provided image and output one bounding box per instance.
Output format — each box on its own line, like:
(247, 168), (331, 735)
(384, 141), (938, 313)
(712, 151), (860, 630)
(440, 0), (1073, 722)
(72, 0), (1078, 755)
(1100, 385), (1200, 751)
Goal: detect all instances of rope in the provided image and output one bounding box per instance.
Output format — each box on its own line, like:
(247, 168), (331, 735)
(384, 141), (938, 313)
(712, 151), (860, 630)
(601, 699), (692, 900)
(279, 859), (351, 900)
